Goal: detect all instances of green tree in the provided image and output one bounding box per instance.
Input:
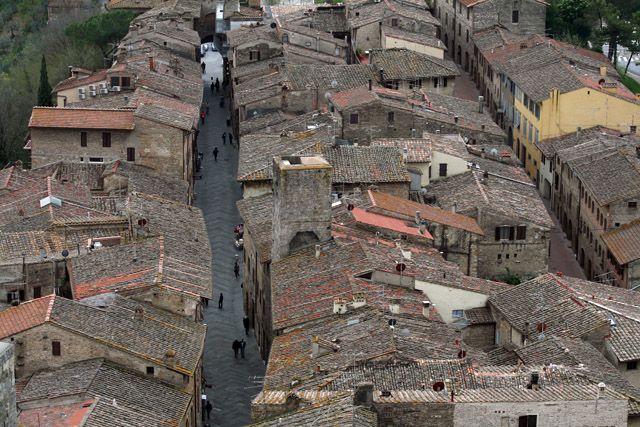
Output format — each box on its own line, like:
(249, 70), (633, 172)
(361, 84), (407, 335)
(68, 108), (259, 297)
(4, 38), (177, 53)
(599, 8), (631, 66)
(37, 55), (52, 106)
(65, 10), (138, 57)
(498, 268), (522, 285)
(623, 12), (640, 75)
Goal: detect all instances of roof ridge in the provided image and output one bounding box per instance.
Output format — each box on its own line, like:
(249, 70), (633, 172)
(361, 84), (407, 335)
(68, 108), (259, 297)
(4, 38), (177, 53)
(45, 294), (56, 322)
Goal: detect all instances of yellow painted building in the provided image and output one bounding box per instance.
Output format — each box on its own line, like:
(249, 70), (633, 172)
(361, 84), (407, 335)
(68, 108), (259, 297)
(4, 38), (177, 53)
(511, 63), (640, 185)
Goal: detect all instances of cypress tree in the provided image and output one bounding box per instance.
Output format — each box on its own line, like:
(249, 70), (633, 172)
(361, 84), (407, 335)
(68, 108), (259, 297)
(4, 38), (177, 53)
(37, 55), (53, 107)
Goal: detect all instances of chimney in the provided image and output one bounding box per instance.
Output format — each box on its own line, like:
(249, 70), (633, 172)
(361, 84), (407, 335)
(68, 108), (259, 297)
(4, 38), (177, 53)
(352, 292), (366, 309)
(354, 382), (374, 407)
(454, 116), (459, 124)
(368, 79), (372, 91)
(69, 65), (74, 78)
(422, 300), (431, 318)
(482, 170), (489, 184)
(333, 297), (347, 314)
(452, 203), (456, 213)
(600, 66), (607, 76)
(379, 69), (385, 82)
(375, 231), (380, 246)
(271, 156), (333, 262)
(389, 298), (401, 314)
(149, 56), (154, 71)
(402, 147), (408, 162)
(415, 211), (421, 225)
(576, 126), (581, 136)
(481, 124), (486, 131)
(419, 219), (426, 234)
(165, 349), (175, 365)
(134, 305), (145, 321)
(530, 370), (540, 389)
(481, 147), (486, 159)
(315, 244), (321, 258)
(478, 96), (484, 113)
(598, 382), (606, 398)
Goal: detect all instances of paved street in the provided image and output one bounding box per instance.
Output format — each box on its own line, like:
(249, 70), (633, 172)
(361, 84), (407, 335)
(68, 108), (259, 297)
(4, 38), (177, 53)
(196, 49), (266, 427)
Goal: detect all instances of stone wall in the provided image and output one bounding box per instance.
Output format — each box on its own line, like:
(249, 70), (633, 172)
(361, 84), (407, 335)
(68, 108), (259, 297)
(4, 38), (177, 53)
(234, 42), (283, 67)
(271, 156), (333, 262)
(242, 230), (273, 361)
(0, 343), (16, 427)
(461, 322), (495, 350)
(0, 260), (66, 304)
(374, 401), (454, 426)
(131, 287), (202, 321)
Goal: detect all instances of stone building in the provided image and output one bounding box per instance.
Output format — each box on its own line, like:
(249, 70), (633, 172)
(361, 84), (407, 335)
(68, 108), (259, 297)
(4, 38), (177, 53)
(434, 0), (546, 75)
(28, 103), (198, 196)
(381, 25), (447, 59)
(227, 24), (283, 67)
(16, 359), (194, 426)
(0, 342), (16, 427)
(52, 68), (108, 107)
(428, 155), (552, 281)
(276, 20), (349, 61)
(329, 85), (505, 146)
(537, 127), (640, 284)
(0, 294), (206, 422)
(369, 48), (459, 95)
(120, 20), (202, 61)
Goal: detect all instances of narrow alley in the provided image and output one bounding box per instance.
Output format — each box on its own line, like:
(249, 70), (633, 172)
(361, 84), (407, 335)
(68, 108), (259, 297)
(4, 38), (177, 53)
(196, 46), (266, 427)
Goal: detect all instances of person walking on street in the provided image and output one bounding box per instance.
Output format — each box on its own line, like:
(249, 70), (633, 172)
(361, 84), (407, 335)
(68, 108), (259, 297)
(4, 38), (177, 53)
(222, 132), (227, 145)
(201, 111), (205, 124)
(243, 316), (250, 335)
(229, 133), (234, 146)
(215, 78), (220, 92)
(232, 339), (240, 358)
(205, 401), (212, 419)
(240, 339), (246, 358)
(210, 82), (214, 93)
(234, 262), (240, 279)
(201, 62), (206, 73)
(219, 96), (225, 108)
(206, 102), (210, 115)
(218, 293), (223, 309)
(213, 147), (219, 161)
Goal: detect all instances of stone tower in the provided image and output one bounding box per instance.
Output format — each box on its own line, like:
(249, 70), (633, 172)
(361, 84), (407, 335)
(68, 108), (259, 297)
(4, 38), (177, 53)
(271, 155), (333, 262)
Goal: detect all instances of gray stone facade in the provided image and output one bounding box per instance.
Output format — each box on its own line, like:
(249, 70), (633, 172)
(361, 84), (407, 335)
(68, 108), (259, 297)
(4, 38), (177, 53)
(271, 156), (333, 263)
(0, 343), (16, 427)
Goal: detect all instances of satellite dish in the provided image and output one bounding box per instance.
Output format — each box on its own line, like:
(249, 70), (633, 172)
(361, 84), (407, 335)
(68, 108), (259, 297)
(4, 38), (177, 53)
(61, 249), (69, 258)
(420, 188), (427, 196)
(324, 92), (331, 100)
(458, 350), (466, 359)
(433, 382), (445, 391)
(138, 218), (147, 226)
(347, 204), (354, 211)
(388, 318), (397, 326)
(270, 22), (276, 28)
(490, 148), (499, 156)
(331, 80), (338, 88)
(395, 263), (406, 272)
(537, 323), (547, 332)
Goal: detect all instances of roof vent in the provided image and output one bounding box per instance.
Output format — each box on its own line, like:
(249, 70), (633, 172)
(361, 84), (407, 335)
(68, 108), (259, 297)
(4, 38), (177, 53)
(134, 305), (145, 321)
(352, 292), (366, 308)
(333, 297), (347, 314)
(40, 195), (62, 208)
(422, 300), (431, 318)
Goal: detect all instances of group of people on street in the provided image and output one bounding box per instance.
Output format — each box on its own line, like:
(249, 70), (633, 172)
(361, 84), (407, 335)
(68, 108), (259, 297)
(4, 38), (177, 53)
(232, 339), (246, 358)
(210, 77), (220, 93)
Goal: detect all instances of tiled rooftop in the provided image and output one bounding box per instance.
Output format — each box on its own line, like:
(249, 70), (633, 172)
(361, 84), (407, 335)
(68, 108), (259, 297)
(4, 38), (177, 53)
(236, 193), (273, 263)
(227, 23), (280, 48)
(29, 107), (135, 130)
(489, 274), (609, 339)
(602, 218), (640, 265)
(573, 150), (640, 206)
(321, 145), (411, 184)
(285, 64), (378, 92)
(351, 207), (433, 240)
(464, 307), (494, 325)
(52, 69), (108, 94)
(370, 137), (432, 162)
(370, 48), (459, 80)
(382, 25), (446, 50)
(367, 189), (484, 235)
(284, 44), (348, 65)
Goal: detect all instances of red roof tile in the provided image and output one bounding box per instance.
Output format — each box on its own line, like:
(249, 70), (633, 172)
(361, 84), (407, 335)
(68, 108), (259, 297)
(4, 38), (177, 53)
(352, 207), (433, 240)
(368, 190), (484, 235)
(29, 107), (135, 130)
(602, 218), (640, 265)
(330, 85), (377, 108)
(17, 400), (94, 427)
(0, 295), (55, 338)
(51, 70), (108, 94)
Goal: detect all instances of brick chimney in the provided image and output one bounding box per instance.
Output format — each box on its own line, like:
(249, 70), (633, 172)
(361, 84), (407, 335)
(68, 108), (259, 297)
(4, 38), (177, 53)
(271, 156), (333, 262)
(134, 305), (145, 321)
(422, 300), (431, 318)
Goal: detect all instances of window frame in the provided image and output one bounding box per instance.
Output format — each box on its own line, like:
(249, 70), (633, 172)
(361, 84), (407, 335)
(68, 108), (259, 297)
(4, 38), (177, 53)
(349, 113), (359, 125)
(438, 163), (447, 177)
(80, 131), (87, 147)
(452, 309), (464, 318)
(52, 340), (61, 356)
(102, 132), (111, 148)
(127, 147), (136, 162)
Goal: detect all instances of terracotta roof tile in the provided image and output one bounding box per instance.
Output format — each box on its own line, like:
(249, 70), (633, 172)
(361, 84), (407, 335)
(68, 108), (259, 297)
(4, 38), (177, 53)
(370, 48), (459, 80)
(367, 190), (484, 235)
(321, 146), (411, 184)
(29, 107), (135, 130)
(371, 138), (432, 162)
(52, 70), (108, 94)
(0, 295), (55, 337)
(602, 219), (640, 265)
(352, 207), (433, 240)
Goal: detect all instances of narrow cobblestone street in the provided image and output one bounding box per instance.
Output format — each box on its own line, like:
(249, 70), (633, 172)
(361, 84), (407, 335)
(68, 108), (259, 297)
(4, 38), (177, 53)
(195, 49), (266, 427)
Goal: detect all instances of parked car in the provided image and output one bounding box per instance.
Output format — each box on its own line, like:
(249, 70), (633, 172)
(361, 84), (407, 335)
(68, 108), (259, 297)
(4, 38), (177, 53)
(211, 43), (217, 52)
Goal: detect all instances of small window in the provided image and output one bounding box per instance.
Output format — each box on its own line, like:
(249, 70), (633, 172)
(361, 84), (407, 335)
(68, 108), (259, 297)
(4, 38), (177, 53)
(443, 77), (448, 87)
(127, 147), (136, 162)
(80, 132), (87, 147)
(88, 157), (104, 163)
(349, 113), (359, 125)
(121, 76), (131, 87)
(387, 112), (394, 122)
(518, 415), (537, 427)
(52, 341), (61, 356)
(628, 361), (638, 370)
(505, 253), (510, 259)
(631, 125), (637, 134)
(516, 225), (526, 240)
(452, 310), (463, 318)
(102, 132), (111, 147)
(249, 51), (260, 61)
(305, 41), (311, 47)
(391, 18), (398, 26)
(146, 366), (155, 375)
(495, 226), (514, 240)
(110, 76), (119, 87)
(512, 10), (519, 24)
(439, 163), (447, 177)
(282, 33), (289, 43)
(629, 201), (637, 208)
(33, 286), (41, 299)
(497, 254), (502, 260)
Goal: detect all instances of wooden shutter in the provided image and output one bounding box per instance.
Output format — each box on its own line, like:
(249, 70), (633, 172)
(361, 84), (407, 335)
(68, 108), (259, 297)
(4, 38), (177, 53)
(495, 227), (500, 241)
(52, 341), (61, 356)
(509, 226), (515, 240)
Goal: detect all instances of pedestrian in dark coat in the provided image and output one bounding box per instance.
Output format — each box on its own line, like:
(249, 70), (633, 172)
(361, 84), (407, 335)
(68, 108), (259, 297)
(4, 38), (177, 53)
(218, 293), (223, 309)
(206, 401), (213, 419)
(243, 316), (250, 335)
(210, 82), (214, 93)
(222, 132), (227, 145)
(206, 102), (210, 114)
(229, 133), (234, 146)
(232, 339), (240, 357)
(240, 339), (246, 358)
(219, 96), (225, 108)
(213, 147), (219, 161)
(234, 262), (239, 279)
